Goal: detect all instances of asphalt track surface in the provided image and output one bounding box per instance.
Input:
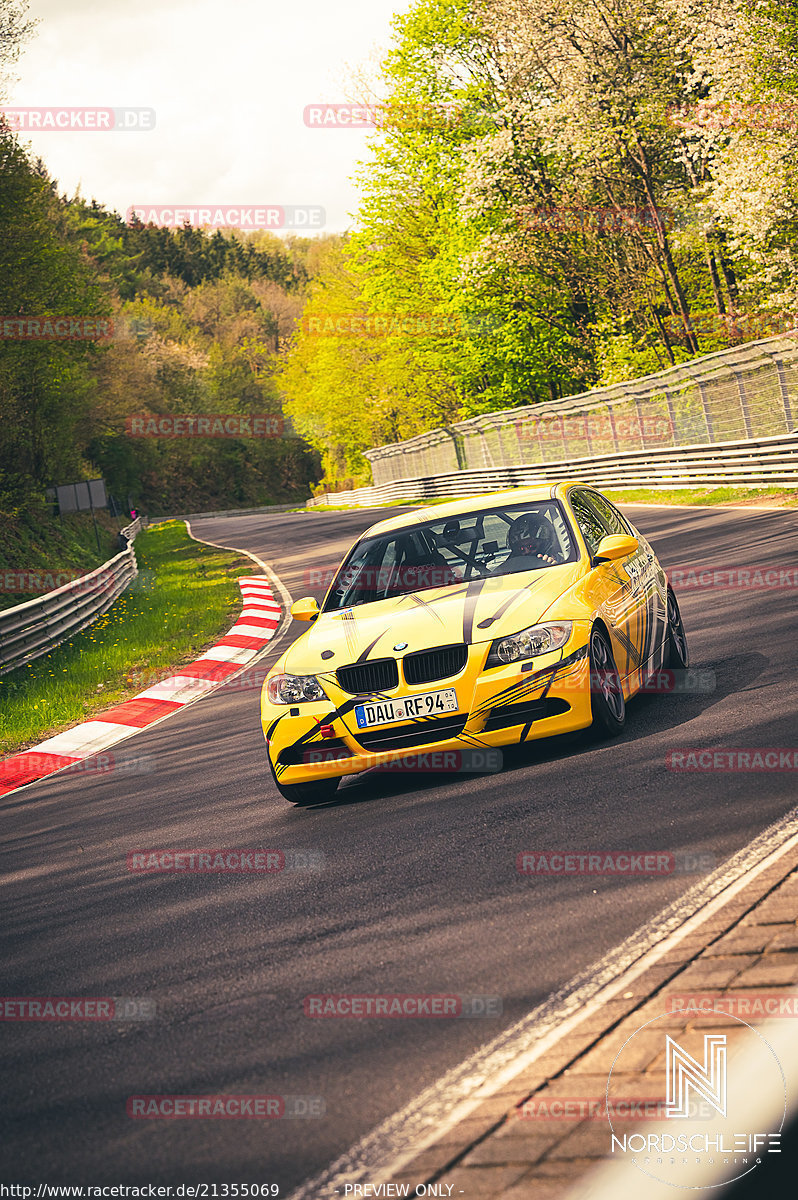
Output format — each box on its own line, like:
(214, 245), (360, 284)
(1, 502), (797, 1192)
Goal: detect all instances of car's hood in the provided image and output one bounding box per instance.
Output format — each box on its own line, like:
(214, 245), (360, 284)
(285, 562), (585, 673)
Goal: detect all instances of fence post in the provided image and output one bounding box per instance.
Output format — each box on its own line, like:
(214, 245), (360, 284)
(766, 354), (794, 430)
(663, 388), (678, 445)
(607, 405), (620, 452)
(480, 423), (494, 468)
(444, 427), (467, 470)
(696, 381), (715, 442)
(733, 371), (754, 439)
(558, 415), (568, 459)
(634, 397), (646, 448)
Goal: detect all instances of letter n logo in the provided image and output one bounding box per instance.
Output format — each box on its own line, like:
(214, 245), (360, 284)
(666, 1034), (727, 1117)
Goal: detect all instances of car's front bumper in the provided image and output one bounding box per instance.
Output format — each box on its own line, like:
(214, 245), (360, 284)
(261, 626), (594, 785)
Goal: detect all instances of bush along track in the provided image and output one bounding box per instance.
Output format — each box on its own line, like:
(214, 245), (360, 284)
(0, 508), (128, 612)
(0, 522), (281, 788)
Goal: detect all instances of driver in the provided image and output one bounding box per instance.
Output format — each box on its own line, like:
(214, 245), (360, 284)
(492, 514), (559, 575)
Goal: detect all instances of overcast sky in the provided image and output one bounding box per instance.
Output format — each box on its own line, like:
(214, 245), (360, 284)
(6, 0), (411, 233)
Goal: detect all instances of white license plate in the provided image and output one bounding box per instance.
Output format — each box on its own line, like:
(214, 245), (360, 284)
(355, 688), (458, 729)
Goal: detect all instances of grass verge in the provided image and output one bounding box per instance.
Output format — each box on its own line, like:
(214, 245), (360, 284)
(0, 521), (256, 757)
(296, 486), (798, 513)
(604, 486), (798, 507)
(294, 497), (465, 513)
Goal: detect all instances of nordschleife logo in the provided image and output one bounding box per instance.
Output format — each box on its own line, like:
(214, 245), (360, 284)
(606, 1011), (785, 1188)
(666, 1033), (727, 1119)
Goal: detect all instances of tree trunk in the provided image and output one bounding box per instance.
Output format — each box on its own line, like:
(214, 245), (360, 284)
(704, 239), (726, 315)
(652, 307), (676, 364)
(630, 142), (699, 353)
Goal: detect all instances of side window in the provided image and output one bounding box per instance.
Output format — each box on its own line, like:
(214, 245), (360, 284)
(569, 491), (607, 555)
(328, 537), (397, 607)
(585, 491), (630, 536)
(547, 504), (575, 561)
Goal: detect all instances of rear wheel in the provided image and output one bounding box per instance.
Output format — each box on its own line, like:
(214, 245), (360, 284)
(664, 588), (689, 669)
(589, 626), (626, 738)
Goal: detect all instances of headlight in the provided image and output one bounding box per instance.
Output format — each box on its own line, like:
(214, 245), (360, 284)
(485, 621), (572, 668)
(266, 673), (329, 704)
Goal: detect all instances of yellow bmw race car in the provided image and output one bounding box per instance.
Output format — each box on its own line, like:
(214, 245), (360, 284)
(261, 482), (689, 805)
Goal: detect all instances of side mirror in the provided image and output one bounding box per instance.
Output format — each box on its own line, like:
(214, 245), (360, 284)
(290, 596), (320, 622)
(593, 534), (639, 564)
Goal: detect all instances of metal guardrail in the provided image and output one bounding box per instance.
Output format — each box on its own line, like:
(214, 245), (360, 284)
(308, 432), (798, 508)
(118, 514), (148, 546)
(0, 527), (144, 678)
(364, 331), (798, 485)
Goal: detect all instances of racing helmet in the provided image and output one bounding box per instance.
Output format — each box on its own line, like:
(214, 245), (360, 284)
(507, 513), (558, 559)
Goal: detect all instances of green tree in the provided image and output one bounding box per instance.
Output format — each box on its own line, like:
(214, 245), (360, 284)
(0, 137), (109, 509)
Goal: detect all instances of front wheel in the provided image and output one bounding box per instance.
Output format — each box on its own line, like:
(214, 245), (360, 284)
(664, 587), (689, 669)
(268, 758), (340, 806)
(588, 627), (626, 738)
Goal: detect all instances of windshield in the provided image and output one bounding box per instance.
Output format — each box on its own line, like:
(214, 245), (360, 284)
(323, 500), (578, 611)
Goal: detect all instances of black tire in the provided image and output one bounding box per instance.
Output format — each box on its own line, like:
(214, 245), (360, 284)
(664, 587), (690, 669)
(268, 758), (340, 806)
(588, 626), (626, 738)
